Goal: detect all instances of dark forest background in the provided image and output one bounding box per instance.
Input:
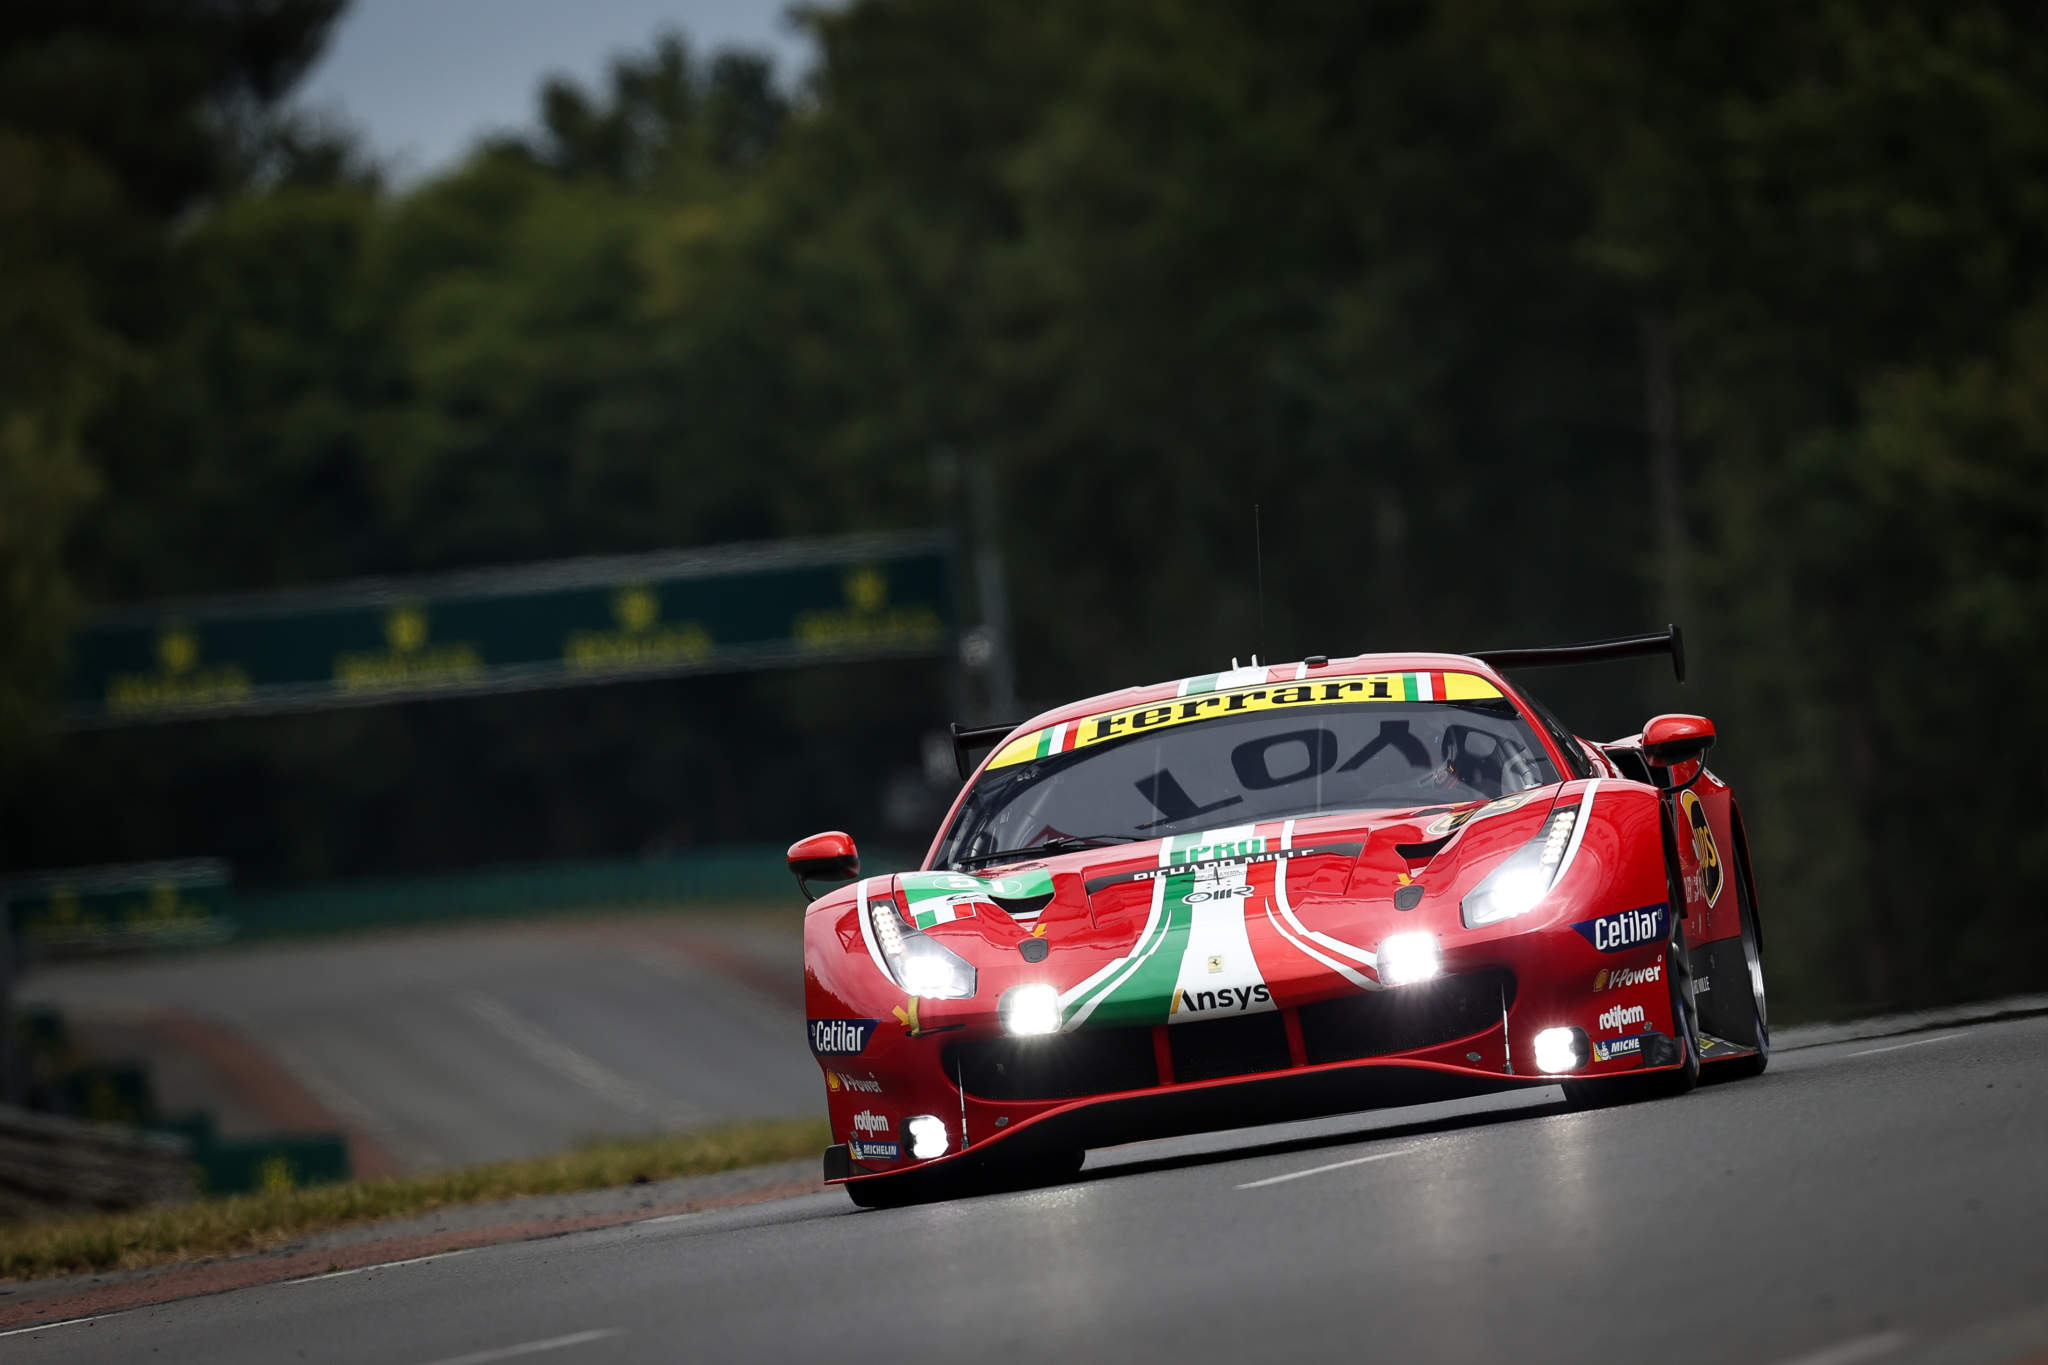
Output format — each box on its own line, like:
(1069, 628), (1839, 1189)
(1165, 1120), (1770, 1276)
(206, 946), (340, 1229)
(4, 0), (2047, 1018)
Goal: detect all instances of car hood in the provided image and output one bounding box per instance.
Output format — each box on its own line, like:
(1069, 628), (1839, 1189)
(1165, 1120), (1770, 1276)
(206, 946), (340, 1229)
(876, 789), (1562, 1030)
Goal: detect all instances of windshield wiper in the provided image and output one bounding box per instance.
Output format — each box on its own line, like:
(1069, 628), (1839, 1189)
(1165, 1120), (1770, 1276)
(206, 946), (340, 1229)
(954, 834), (1143, 868)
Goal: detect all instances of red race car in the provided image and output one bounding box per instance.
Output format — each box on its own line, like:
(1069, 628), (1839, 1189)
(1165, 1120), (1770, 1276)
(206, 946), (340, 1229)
(792, 628), (1768, 1207)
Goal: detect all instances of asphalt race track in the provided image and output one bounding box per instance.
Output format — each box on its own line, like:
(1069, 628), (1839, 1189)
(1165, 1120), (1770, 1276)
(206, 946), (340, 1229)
(21, 916), (818, 1171)
(7, 1013), (2046, 1364)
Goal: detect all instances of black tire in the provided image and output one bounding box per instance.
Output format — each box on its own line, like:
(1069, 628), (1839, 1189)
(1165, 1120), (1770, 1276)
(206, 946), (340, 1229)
(1715, 829), (1771, 1079)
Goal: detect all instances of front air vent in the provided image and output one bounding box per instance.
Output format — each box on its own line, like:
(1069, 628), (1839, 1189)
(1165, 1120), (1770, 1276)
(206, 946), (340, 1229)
(946, 1030), (1158, 1101)
(1297, 969), (1514, 1065)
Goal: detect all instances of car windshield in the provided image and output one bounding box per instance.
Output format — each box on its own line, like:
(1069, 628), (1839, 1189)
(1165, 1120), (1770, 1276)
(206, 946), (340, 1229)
(936, 698), (1558, 869)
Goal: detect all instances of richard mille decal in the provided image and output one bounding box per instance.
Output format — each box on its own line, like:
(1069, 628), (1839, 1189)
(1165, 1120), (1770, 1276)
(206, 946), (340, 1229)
(1084, 842), (1361, 894)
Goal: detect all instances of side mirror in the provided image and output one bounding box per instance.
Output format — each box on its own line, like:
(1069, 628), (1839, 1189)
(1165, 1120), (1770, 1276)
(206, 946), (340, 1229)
(787, 831), (859, 902)
(1642, 713), (1716, 769)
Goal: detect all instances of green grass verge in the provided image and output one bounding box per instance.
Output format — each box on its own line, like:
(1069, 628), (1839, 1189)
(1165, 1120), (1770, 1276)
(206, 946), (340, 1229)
(0, 1117), (829, 1281)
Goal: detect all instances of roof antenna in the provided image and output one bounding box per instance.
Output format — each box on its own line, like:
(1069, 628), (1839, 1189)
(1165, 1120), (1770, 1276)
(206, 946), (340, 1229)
(1254, 501), (1266, 662)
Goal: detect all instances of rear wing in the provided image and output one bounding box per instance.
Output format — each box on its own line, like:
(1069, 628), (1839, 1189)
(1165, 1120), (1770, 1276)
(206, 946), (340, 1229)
(949, 721), (1018, 781)
(1472, 624), (1685, 682)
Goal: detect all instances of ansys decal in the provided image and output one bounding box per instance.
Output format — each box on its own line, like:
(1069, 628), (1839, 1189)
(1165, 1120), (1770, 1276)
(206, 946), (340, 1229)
(1059, 826), (1277, 1030)
(987, 672), (1505, 769)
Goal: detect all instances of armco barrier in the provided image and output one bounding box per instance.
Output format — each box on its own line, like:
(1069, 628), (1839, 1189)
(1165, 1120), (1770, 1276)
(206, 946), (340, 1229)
(11, 845), (908, 955)
(226, 844), (909, 943)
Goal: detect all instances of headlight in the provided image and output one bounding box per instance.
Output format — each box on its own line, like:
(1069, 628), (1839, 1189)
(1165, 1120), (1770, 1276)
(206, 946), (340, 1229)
(1461, 806), (1578, 927)
(869, 900), (977, 999)
(905, 1114), (950, 1160)
(1377, 931), (1441, 986)
(1000, 983), (1062, 1036)
(1534, 1026), (1588, 1074)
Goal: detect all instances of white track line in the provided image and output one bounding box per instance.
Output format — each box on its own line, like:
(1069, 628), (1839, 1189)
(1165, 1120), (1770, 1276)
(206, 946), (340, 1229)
(1236, 1147), (1414, 1190)
(414, 1328), (622, 1365)
(1763, 1328), (1908, 1365)
(289, 1244), (490, 1284)
(0, 1310), (133, 1340)
(1846, 1033), (1966, 1059)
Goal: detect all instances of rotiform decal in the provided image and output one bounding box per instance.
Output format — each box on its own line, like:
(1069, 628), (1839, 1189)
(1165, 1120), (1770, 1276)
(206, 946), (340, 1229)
(1571, 904), (1669, 953)
(851, 1110), (891, 1137)
(808, 1018), (879, 1056)
(1598, 1003), (1647, 1033)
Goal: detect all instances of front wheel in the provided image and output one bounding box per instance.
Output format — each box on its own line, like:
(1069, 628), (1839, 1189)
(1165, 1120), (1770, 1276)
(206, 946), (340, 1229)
(1713, 830), (1771, 1079)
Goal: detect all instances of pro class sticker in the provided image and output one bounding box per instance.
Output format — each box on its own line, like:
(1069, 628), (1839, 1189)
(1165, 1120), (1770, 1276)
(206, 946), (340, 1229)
(1571, 904), (1668, 953)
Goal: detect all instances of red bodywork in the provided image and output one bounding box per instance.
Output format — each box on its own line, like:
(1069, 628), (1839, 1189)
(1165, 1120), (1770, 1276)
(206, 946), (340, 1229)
(804, 652), (1751, 1186)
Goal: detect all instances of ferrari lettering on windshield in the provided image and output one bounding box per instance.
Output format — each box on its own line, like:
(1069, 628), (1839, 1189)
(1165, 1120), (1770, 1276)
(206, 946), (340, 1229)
(986, 673), (1505, 769)
(1572, 904), (1668, 953)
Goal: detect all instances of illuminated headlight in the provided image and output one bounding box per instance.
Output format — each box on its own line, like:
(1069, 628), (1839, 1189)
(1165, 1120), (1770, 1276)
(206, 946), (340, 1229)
(1000, 983), (1062, 1037)
(905, 1114), (950, 1160)
(1461, 807), (1578, 928)
(1377, 931), (1441, 986)
(1534, 1026), (1589, 1074)
(869, 900), (977, 999)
